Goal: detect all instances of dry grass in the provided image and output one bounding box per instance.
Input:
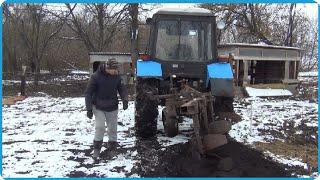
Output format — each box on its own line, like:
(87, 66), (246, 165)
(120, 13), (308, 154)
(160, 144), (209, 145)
(248, 83), (287, 89)
(3, 96), (26, 106)
(254, 140), (318, 170)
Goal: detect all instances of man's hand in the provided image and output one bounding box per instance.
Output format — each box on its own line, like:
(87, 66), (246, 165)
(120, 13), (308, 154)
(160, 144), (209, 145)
(87, 110), (93, 119)
(123, 100), (128, 110)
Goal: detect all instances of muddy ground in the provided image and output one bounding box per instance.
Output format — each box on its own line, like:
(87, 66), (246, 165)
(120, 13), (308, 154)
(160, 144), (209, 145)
(66, 135), (302, 177)
(131, 138), (297, 177)
(2, 76), (317, 177)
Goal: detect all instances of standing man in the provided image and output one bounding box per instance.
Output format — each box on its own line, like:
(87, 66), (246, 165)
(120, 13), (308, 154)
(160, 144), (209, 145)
(85, 58), (128, 159)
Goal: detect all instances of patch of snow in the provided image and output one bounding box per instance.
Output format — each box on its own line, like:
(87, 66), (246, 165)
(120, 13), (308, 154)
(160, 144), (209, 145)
(245, 87), (292, 97)
(156, 7), (212, 15)
(298, 71), (318, 77)
(2, 80), (47, 86)
(157, 135), (190, 147)
(70, 70), (90, 75)
(220, 43), (302, 50)
(52, 74), (89, 82)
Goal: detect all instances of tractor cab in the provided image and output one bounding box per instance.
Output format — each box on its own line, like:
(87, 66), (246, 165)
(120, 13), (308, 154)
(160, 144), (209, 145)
(149, 8), (217, 63)
(142, 8), (222, 85)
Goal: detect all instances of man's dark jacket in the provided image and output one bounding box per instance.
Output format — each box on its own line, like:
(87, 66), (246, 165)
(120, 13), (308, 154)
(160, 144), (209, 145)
(85, 67), (128, 112)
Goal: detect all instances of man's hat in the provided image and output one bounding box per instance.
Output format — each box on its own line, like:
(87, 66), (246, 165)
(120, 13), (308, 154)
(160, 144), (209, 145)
(106, 58), (119, 69)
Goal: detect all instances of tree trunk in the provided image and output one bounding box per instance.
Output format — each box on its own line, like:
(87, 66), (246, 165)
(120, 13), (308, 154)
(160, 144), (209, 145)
(285, 4), (296, 46)
(33, 57), (40, 86)
(130, 3), (139, 71)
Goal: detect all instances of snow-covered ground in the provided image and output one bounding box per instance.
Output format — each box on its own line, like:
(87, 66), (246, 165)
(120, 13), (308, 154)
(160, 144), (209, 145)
(299, 71), (318, 77)
(2, 80), (47, 86)
(2, 96), (192, 178)
(230, 96), (318, 176)
(52, 74), (89, 82)
(2, 74), (318, 177)
(231, 97), (317, 144)
(2, 71), (90, 86)
(70, 70), (89, 75)
(3, 93), (317, 177)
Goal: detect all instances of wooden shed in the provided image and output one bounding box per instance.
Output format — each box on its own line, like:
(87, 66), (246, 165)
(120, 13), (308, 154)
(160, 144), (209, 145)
(218, 43), (302, 91)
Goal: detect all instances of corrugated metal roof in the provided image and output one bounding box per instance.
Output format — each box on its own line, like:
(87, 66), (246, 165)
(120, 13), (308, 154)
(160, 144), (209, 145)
(154, 8), (214, 16)
(89, 52), (144, 55)
(219, 43), (302, 51)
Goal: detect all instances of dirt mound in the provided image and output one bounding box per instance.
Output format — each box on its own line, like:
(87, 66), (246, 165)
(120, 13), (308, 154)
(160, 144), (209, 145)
(129, 138), (298, 177)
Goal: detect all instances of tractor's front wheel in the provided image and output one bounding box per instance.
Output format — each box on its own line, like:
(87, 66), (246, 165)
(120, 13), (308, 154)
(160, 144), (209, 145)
(135, 79), (159, 138)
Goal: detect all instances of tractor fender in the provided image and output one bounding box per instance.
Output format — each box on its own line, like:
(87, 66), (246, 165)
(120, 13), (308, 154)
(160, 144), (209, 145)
(206, 62), (234, 97)
(136, 60), (162, 78)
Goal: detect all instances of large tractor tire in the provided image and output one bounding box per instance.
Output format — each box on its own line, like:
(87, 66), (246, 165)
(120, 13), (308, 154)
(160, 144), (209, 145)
(213, 96), (234, 113)
(135, 79), (159, 138)
(213, 96), (242, 123)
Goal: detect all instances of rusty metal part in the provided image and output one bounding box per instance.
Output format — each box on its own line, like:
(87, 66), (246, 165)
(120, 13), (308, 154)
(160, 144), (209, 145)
(156, 84), (238, 155)
(180, 98), (199, 115)
(192, 114), (204, 155)
(162, 98), (179, 137)
(203, 134), (228, 151)
(208, 120), (232, 134)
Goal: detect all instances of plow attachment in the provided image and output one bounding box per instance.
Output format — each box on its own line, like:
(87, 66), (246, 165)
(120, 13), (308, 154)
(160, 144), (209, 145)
(158, 84), (242, 156)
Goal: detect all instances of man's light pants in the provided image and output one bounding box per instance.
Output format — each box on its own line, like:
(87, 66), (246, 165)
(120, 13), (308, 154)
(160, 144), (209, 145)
(92, 105), (118, 142)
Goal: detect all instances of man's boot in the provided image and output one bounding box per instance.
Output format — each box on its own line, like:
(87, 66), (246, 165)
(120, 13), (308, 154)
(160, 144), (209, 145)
(93, 140), (103, 159)
(108, 141), (118, 158)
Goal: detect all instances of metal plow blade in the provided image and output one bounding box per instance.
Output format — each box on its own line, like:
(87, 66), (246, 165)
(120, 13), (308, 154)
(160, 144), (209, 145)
(203, 134), (228, 151)
(208, 120), (232, 134)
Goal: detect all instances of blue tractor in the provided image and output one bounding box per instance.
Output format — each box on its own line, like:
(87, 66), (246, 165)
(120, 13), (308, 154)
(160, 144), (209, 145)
(135, 8), (240, 153)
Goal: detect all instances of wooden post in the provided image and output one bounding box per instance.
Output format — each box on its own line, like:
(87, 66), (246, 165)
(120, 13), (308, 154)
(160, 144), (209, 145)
(293, 61), (297, 79)
(236, 60), (239, 86)
(20, 65), (27, 96)
(243, 60), (249, 86)
(284, 61), (290, 80)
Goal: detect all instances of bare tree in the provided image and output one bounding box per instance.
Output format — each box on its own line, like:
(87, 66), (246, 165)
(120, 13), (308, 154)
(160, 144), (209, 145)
(284, 4), (296, 46)
(201, 3), (318, 71)
(64, 3), (130, 52)
(3, 3), (67, 85)
(201, 4), (274, 44)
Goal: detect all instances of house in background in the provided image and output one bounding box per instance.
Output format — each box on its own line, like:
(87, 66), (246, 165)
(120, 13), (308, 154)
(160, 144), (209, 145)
(218, 43), (302, 93)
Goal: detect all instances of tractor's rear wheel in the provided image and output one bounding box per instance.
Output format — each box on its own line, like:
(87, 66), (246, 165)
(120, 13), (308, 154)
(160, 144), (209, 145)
(162, 108), (179, 137)
(135, 79), (158, 138)
(213, 96), (234, 113)
(213, 96), (241, 123)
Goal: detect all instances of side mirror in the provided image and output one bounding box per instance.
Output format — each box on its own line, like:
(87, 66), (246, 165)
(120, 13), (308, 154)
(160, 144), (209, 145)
(146, 18), (152, 25)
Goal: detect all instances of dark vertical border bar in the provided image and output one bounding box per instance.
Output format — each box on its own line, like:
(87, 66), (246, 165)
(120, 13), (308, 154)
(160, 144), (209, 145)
(317, 4), (320, 175)
(0, 2), (3, 176)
